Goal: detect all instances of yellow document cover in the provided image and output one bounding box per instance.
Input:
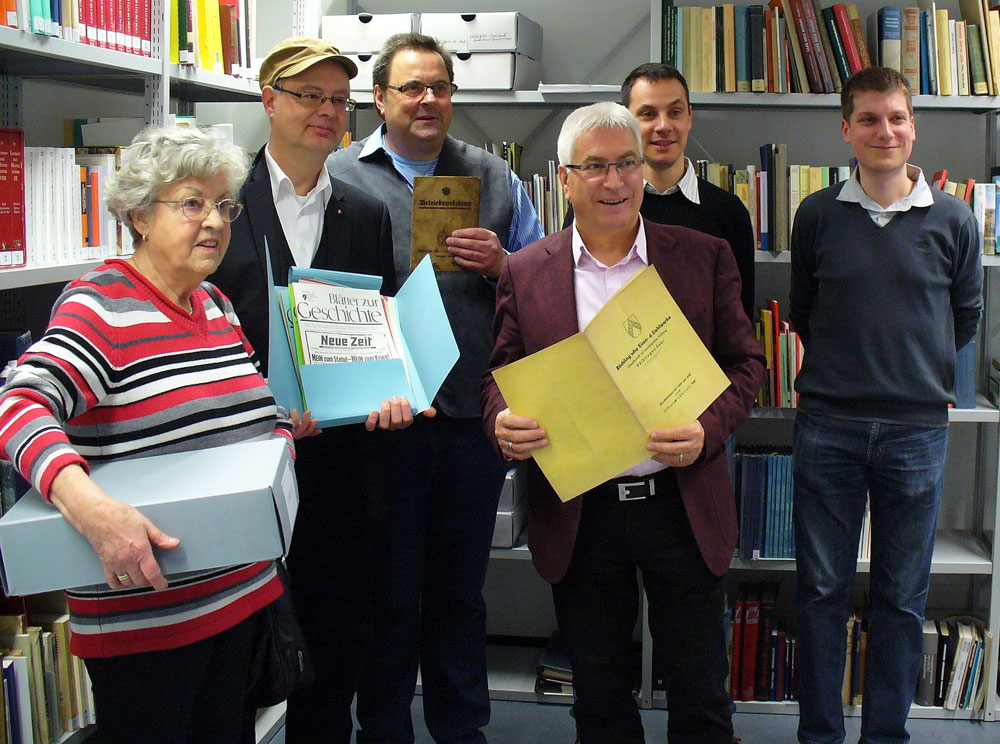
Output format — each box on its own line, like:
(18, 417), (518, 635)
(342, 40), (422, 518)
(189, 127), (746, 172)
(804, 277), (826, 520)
(411, 176), (480, 271)
(492, 266), (732, 502)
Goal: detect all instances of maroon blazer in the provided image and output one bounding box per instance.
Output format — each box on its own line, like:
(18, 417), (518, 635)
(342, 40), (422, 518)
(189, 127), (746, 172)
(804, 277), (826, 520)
(481, 220), (765, 584)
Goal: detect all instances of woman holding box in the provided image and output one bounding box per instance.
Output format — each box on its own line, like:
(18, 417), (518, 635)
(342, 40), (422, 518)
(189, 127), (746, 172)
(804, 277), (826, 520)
(0, 126), (311, 743)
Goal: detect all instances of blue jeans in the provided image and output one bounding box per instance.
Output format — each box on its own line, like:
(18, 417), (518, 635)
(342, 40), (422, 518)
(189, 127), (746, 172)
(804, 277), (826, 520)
(792, 412), (948, 744)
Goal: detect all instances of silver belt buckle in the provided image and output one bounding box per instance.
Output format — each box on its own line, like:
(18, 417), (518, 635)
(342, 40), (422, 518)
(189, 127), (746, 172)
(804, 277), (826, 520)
(618, 478), (654, 501)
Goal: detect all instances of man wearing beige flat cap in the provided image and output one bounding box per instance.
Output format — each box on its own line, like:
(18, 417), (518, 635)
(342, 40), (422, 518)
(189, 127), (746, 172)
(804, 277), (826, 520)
(211, 36), (411, 744)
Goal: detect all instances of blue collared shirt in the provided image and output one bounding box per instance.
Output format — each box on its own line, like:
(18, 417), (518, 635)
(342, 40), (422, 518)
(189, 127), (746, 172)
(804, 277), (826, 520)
(357, 124), (544, 252)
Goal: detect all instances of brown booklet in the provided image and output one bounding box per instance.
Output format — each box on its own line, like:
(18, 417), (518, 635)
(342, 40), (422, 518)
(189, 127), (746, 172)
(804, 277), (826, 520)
(410, 176), (480, 270)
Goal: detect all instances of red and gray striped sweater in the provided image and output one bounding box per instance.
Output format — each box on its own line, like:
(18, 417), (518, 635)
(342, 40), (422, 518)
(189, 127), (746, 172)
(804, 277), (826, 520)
(0, 260), (294, 658)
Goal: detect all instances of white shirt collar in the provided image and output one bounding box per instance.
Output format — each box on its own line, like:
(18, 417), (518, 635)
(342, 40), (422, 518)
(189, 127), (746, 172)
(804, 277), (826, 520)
(571, 215), (649, 267)
(643, 157), (701, 204)
(836, 163), (933, 213)
(264, 143), (332, 205)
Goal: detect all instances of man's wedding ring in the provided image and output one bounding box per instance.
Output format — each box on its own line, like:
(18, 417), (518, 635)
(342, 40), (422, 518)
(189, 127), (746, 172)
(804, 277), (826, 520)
(678, 453), (684, 463)
(117, 573), (130, 583)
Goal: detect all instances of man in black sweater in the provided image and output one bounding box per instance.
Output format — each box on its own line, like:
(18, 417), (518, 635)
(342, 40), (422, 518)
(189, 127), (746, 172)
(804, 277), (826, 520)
(564, 63), (755, 319)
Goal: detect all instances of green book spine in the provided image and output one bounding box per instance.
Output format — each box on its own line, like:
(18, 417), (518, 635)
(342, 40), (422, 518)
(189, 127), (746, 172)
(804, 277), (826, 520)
(967, 24), (989, 94)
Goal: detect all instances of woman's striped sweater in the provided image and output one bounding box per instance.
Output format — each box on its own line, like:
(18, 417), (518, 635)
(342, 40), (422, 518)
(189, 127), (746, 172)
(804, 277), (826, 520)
(0, 260), (294, 658)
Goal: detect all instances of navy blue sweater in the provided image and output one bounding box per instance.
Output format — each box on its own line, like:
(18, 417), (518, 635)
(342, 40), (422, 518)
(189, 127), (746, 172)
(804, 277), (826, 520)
(789, 182), (983, 426)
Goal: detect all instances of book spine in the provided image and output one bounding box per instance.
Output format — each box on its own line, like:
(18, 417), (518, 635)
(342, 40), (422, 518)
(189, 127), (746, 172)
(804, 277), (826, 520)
(822, 7), (852, 85)
(968, 23), (990, 93)
(847, 3), (873, 68)
(750, 5), (767, 91)
(901, 6), (921, 90)
(800, 0), (835, 90)
(833, 4), (864, 73)
(787, 0), (823, 91)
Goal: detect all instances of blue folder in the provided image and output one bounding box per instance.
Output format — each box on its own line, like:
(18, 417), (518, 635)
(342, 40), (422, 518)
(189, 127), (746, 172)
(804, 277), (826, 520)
(266, 247), (459, 427)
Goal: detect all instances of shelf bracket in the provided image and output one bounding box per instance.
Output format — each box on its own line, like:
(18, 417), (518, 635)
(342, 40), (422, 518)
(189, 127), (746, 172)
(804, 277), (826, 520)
(0, 73), (21, 130)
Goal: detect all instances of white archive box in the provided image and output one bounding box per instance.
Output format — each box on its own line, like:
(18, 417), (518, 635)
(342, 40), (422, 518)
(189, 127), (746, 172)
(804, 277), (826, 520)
(497, 464), (525, 512)
(419, 12), (543, 60)
(344, 54), (377, 90)
(453, 53), (541, 91)
(492, 505), (527, 549)
(322, 13), (419, 54)
(0, 439), (298, 596)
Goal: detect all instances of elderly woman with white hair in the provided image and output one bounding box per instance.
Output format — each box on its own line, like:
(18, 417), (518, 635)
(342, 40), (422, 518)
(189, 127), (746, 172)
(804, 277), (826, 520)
(0, 125), (309, 743)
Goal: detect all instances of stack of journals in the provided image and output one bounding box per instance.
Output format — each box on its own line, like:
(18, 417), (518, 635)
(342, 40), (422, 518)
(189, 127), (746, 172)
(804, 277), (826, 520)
(734, 448), (795, 559)
(535, 631), (574, 697)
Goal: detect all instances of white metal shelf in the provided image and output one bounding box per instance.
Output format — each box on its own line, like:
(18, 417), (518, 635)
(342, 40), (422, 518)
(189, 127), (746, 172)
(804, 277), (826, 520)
(750, 397), (999, 423)
(758, 253), (1000, 265)
(656, 698), (983, 718)
(0, 261), (104, 290)
(731, 529), (992, 574)
(0, 26), (160, 76)
(168, 64), (261, 101)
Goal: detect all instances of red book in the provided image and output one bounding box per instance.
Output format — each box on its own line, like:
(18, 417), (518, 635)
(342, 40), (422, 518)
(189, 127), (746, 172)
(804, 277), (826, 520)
(0, 128), (26, 270)
(832, 4), (863, 74)
(788, 0), (824, 92)
(769, 299), (782, 407)
(798, 0), (835, 91)
(730, 590), (746, 701)
(740, 584), (762, 701)
(964, 179), (976, 204)
(932, 169), (948, 189)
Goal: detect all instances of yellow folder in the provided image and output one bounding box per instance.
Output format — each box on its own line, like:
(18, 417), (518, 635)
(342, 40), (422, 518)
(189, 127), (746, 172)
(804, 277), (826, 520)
(492, 265), (731, 502)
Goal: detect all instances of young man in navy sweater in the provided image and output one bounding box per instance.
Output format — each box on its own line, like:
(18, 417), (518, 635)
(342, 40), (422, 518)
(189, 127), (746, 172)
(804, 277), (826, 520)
(789, 67), (982, 744)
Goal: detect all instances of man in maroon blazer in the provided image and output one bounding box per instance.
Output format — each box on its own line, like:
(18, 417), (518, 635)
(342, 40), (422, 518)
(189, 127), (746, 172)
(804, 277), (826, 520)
(481, 102), (764, 744)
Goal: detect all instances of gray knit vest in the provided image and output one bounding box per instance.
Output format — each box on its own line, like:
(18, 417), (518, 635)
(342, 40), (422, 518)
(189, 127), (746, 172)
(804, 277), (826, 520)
(328, 133), (514, 418)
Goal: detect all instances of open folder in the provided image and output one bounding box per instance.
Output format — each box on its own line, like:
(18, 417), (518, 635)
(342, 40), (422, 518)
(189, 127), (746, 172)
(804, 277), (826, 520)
(492, 265), (732, 502)
(266, 250), (459, 427)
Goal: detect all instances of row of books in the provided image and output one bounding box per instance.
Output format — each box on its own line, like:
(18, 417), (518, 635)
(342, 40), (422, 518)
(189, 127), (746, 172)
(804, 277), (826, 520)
(1, 0), (153, 58)
(660, 0), (872, 94)
(521, 164), (570, 237)
(734, 450), (796, 559)
(754, 298), (803, 408)
(168, 0), (258, 79)
(0, 130), (132, 271)
(0, 609), (96, 744)
(917, 616), (996, 711)
(872, 2), (1000, 96)
(728, 582), (799, 700)
(485, 141), (524, 175)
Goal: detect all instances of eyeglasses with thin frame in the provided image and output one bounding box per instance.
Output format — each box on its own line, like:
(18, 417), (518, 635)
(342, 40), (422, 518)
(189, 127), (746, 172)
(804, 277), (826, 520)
(273, 84), (357, 112)
(563, 158), (645, 181)
(153, 197), (244, 223)
(382, 81), (459, 99)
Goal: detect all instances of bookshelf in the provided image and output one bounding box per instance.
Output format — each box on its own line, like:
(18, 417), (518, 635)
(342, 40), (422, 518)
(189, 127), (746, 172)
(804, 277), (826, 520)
(0, 4), (299, 741)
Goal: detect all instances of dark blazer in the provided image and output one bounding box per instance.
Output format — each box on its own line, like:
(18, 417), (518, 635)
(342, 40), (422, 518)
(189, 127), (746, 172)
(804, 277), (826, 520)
(211, 145), (396, 376)
(211, 145), (397, 519)
(481, 220), (765, 584)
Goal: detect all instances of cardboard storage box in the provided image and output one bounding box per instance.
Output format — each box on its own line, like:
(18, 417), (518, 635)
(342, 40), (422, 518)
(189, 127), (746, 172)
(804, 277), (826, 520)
(0, 439), (297, 596)
(345, 54), (377, 90)
(497, 464), (525, 512)
(420, 12), (543, 60)
(493, 466), (527, 548)
(322, 13), (419, 54)
(492, 504), (527, 549)
(453, 53), (541, 91)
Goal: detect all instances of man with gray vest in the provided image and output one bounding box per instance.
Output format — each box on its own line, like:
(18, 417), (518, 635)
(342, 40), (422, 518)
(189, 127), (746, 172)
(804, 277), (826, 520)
(327, 31), (543, 744)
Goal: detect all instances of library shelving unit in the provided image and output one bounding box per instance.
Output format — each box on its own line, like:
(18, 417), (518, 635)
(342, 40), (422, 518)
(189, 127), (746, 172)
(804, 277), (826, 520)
(0, 4), (284, 742)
